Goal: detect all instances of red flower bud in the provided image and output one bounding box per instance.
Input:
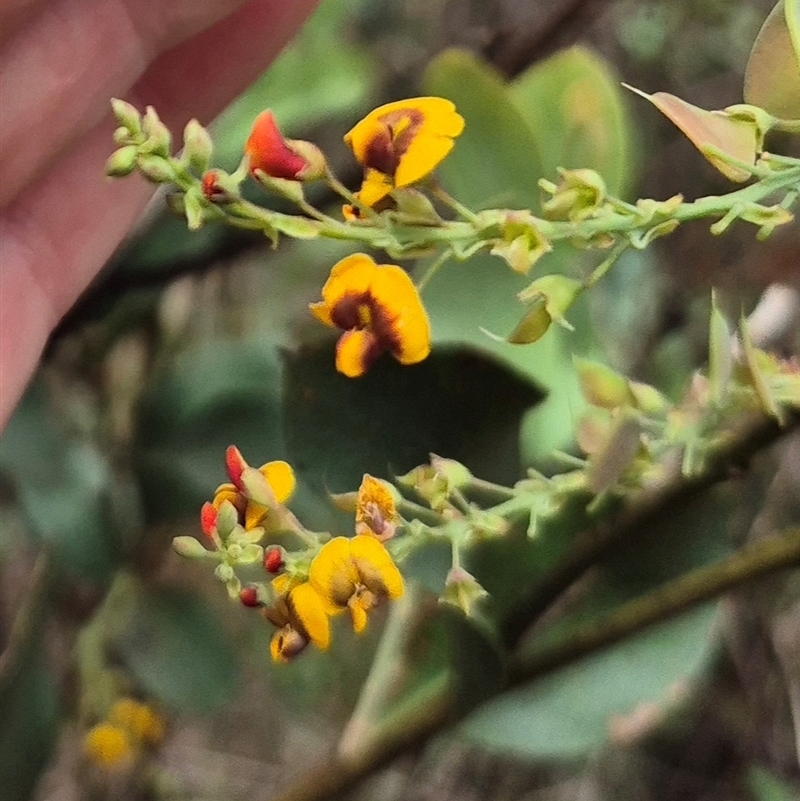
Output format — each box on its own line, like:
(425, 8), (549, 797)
(264, 547), (284, 574)
(225, 445), (247, 489)
(239, 585), (260, 607)
(245, 111), (312, 181)
(200, 502), (218, 538)
(201, 169), (230, 202)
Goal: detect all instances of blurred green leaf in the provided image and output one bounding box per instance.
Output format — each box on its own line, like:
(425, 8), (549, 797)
(744, 0), (800, 120)
(0, 381), (126, 582)
(282, 345), (540, 528)
(460, 603), (717, 759)
(423, 48), (544, 209)
(747, 765), (800, 801)
(509, 46), (636, 195)
(212, 0), (377, 167)
(114, 581), (239, 714)
(134, 342), (284, 524)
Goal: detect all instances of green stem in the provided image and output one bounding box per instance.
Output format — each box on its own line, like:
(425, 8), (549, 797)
(324, 169), (381, 221)
(430, 183), (480, 223)
(415, 247), (454, 292)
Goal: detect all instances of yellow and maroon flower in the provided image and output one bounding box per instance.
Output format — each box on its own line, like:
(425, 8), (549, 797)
(344, 97), (464, 208)
(308, 535), (404, 634)
(207, 446), (296, 534)
(263, 581), (332, 662)
(309, 253), (431, 377)
(245, 111), (325, 182)
(355, 474), (400, 540)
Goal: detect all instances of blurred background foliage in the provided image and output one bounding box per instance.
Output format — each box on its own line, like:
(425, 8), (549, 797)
(1, 0), (798, 799)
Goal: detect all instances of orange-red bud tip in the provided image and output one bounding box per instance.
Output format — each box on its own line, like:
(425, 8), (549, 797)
(239, 586), (261, 607)
(245, 111), (310, 181)
(200, 502), (218, 538)
(225, 445), (247, 489)
(201, 169), (231, 202)
(264, 547), (284, 574)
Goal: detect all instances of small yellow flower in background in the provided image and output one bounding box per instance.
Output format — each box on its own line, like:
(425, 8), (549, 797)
(108, 698), (165, 747)
(310, 253), (431, 377)
(264, 581), (333, 662)
(355, 474), (400, 540)
(309, 535), (404, 634)
(83, 723), (135, 770)
(344, 97), (464, 209)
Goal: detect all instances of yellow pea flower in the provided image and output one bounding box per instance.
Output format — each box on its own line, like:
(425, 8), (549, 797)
(344, 97), (464, 210)
(264, 581), (333, 662)
(309, 535), (404, 634)
(83, 723), (135, 770)
(355, 474), (400, 540)
(310, 253), (431, 377)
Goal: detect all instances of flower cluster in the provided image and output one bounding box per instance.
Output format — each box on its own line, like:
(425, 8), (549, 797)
(83, 698), (164, 772)
(176, 451), (406, 662)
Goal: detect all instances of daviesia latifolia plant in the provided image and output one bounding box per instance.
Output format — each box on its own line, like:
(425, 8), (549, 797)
(105, 2), (800, 669)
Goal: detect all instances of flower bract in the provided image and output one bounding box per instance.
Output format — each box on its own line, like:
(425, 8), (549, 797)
(344, 97), (464, 209)
(310, 253), (431, 377)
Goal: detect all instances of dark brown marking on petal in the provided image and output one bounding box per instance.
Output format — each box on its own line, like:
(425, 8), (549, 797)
(363, 109), (424, 177)
(331, 293), (368, 330)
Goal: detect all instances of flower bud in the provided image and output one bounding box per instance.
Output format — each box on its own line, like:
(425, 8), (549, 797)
(239, 585), (261, 607)
(430, 455), (472, 489)
(183, 118), (213, 173)
(136, 154), (175, 184)
(440, 567), (488, 618)
(200, 502), (218, 538)
(183, 187), (205, 231)
(140, 106), (172, 157)
(264, 547), (284, 573)
(201, 169), (239, 203)
(225, 444), (247, 488)
(245, 111), (326, 182)
(542, 168), (606, 222)
(105, 146), (138, 177)
(110, 98), (142, 136)
(172, 536), (209, 559)
(113, 126), (134, 146)
(215, 500), (240, 540)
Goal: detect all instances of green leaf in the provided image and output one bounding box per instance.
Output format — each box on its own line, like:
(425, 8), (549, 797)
(509, 46), (636, 195)
(744, 0), (800, 120)
(460, 603), (718, 759)
(423, 49), (544, 209)
(134, 342), (284, 524)
(281, 345), (541, 528)
(0, 381), (130, 583)
(113, 581), (239, 714)
(747, 765), (800, 801)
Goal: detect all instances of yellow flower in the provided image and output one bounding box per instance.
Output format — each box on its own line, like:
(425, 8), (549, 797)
(310, 253), (431, 377)
(264, 581), (332, 662)
(309, 535), (404, 634)
(83, 723), (135, 770)
(355, 475), (400, 540)
(108, 698), (165, 747)
(210, 447), (296, 532)
(344, 97), (464, 209)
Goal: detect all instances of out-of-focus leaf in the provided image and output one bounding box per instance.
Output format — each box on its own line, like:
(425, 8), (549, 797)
(0, 381), (126, 582)
(744, 0), (800, 120)
(460, 603), (717, 759)
(0, 622), (58, 801)
(747, 765), (800, 801)
(113, 580), (238, 714)
(212, 0), (377, 167)
(134, 342), (284, 524)
(626, 87), (758, 181)
(281, 346), (541, 529)
(509, 46), (636, 195)
(423, 49), (544, 209)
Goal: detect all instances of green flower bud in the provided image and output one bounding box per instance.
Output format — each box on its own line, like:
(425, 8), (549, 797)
(182, 118), (213, 174)
(140, 106), (172, 157)
(105, 146), (138, 177)
(136, 154), (175, 184)
(172, 536), (209, 559)
(440, 567), (488, 618)
(110, 98), (142, 136)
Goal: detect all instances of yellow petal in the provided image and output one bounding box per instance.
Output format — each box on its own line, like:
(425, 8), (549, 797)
(356, 169), (394, 207)
(348, 598), (369, 634)
(83, 723), (134, 769)
(259, 460), (296, 504)
(309, 537), (359, 607)
(212, 484), (240, 509)
(368, 266), (431, 365)
(335, 329), (381, 377)
(288, 583), (332, 650)
(394, 132), (455, 188)
(349, 534), (404, 600)
(321, 253), (377, 308)
(244, 501), (268, 531)
(345, 97), (463, 167)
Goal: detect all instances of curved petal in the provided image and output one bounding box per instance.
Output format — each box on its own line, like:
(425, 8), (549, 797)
(288, 582), (332, 650)
(309, 537), (358, 607)
(260, 460), (296, 504)
(394, 133), (455, 187)
(335, 328), (382, 378)
(350, 534), (404, 600)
